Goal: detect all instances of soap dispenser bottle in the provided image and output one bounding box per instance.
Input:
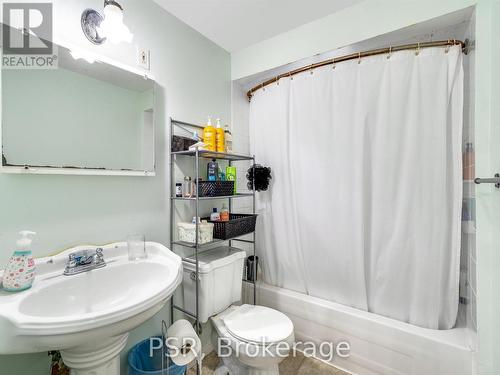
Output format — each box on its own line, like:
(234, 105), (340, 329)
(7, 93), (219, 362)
(2, 231), (36, 292)
(203, 116), (216, 152)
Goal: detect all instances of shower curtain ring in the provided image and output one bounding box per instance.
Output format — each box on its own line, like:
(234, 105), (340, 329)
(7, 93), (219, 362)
(415, 42), (420, 56)
(261, 82), (265, 92)
(387, 46), (392, 59)
(358, 52), (361, 64)
(331, 59), (336, 69)
(310, 64), (314, 75)
(445, 39), (451, 53)
(276, 77), (279, 86)
(289, 72), (293, 81)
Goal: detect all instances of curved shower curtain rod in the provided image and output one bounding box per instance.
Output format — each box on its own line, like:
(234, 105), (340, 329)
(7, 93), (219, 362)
(246, 39), (469, 101)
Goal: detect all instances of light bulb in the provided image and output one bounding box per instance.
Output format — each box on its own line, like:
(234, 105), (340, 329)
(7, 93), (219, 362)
(97, 3), (133, 44)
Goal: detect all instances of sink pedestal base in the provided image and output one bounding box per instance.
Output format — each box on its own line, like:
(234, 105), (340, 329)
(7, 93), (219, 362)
(61, 333), (129, 375)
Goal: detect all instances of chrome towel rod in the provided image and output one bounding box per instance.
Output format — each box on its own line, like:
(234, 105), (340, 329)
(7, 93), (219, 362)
(474, 173), (500, 188)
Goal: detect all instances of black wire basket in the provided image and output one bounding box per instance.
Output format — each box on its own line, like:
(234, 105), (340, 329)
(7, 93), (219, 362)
(197, 181), (235, 197)
(171, 135), (197, 152)
(203, 214), (258, 240)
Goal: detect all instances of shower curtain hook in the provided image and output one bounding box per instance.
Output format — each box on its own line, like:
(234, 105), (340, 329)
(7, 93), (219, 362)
(358, 52), (361, 65)
(276, 76), (280, 86)
(289, 71), (293, 81)
(310, 64), (314, 75)
(261, 82), (265, 92)
(331, 58), (336, 70)
(415, 42), (420, 56)
(387, 46), (392, 59)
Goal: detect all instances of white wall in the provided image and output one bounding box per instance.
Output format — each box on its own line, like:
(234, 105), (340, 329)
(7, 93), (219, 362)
(0, 0), (230, 373)
(461, 8), (478, 353)
(231, 0), (476, 80)
(474, 1), (500, 374)
(230, 82), (254, 291)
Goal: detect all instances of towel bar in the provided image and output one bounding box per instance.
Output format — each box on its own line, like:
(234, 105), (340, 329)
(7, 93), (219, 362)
(474, 173), (500, 188)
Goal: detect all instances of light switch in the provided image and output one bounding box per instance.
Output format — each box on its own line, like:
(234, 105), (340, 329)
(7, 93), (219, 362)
(137, 47), (150, 70)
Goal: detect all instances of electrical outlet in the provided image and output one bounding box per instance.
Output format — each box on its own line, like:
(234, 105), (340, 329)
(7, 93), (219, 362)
(137, 47), (150, 70)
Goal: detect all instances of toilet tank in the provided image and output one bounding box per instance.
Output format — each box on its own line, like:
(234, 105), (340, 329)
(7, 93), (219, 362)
(182, 246), (246, 323)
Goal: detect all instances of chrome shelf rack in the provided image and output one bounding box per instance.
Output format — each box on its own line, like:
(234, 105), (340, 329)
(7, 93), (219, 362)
(169, 118), (257, 336)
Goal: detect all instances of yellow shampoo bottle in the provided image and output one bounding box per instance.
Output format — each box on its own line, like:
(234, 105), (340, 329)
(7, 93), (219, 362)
(203, 116), (216, 151)
(215, 118), (225, 153)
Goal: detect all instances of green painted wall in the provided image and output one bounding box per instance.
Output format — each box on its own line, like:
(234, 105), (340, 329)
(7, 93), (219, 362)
(0, 0), (230, 373)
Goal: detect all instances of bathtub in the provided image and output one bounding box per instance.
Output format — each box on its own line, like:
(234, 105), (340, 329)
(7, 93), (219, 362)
(245, 282), (474, 375)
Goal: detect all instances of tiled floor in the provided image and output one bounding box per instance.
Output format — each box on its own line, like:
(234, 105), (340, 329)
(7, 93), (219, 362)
(187, 351), (350, 374)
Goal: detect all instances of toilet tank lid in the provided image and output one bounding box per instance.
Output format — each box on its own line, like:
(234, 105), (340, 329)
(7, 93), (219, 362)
(223, 304), (294, 344)
(182, 246), (246, 274)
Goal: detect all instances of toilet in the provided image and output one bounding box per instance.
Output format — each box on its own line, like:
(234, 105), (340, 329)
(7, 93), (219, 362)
(182, 247), (295, 375)
(211, 304), (295, 375)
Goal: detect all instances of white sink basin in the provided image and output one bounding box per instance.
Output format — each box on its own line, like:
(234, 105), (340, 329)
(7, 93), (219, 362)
(0, 241), (183, 374)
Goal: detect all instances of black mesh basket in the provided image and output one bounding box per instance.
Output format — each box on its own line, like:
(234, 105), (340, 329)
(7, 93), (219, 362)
(171, 135), (197, 152)
(203, 214), (258, 240)
(197, 181), (235, 197)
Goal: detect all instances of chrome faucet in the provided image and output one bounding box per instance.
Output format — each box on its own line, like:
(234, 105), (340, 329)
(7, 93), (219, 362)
(64, 248), (106, 276)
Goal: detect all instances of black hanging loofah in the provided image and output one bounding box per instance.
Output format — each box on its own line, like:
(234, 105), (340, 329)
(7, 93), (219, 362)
(247, 164), (272, 191)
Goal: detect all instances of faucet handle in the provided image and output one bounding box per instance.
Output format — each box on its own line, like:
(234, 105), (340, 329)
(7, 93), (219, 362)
(95, 248), (104, 263)
(68, 253), (77, 267)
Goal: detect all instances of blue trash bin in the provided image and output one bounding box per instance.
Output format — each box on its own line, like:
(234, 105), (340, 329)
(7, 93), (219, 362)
(128, 336), (187, 375)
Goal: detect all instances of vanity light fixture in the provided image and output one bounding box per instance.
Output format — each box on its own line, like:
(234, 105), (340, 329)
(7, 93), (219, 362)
(81, 0), (133, 45)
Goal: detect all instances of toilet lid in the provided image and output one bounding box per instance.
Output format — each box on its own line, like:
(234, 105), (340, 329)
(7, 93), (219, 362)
(223, 305), (293, 344)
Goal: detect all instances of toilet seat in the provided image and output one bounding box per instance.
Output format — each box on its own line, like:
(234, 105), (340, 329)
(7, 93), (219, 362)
(222, 304), (294, 345)
(212, 305), (295, 374)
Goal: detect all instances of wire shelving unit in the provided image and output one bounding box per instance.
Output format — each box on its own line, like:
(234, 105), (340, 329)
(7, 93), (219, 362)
(169, 118), (257, 336)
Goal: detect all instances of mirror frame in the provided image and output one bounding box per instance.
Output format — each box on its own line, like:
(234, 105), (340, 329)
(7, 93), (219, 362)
(0, 42), (156, 177)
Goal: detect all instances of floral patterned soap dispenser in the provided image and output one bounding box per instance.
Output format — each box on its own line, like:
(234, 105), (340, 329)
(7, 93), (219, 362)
(2, 231), (36, 292)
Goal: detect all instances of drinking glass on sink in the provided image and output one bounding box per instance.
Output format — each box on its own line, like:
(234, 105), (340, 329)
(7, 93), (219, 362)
(127, 234), (147, 261)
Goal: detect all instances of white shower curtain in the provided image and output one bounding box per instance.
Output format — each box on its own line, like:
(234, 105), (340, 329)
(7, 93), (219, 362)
(249, 46), (463, 330)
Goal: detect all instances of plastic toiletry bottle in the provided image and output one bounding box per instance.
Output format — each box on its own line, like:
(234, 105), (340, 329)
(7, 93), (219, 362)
(203, 116), (216, 152)
(224, 125), (233, 154)
(207, 158), (218, 181)
(218, 166), (226, 181)
(175, 182), (182, 197)
(220, 204), (230, 222)
(463, 142), (475, 181)
(210, 208), (220, 221)
(3, 231), (37, 292)
(226, 166), (237, 194)
(183, 176), (193, 197)
(215, 118), (225, 153)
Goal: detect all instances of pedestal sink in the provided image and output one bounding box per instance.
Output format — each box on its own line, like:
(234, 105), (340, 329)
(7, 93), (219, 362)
(0, 242), (183, 375)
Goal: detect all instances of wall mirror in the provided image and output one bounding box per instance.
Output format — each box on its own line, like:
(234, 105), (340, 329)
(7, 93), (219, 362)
(1, 41), (155, 176)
